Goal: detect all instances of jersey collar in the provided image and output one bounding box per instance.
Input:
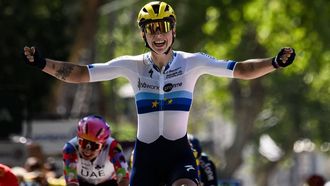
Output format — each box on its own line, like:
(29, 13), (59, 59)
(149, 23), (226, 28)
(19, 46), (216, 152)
(145, 51), (177, 73)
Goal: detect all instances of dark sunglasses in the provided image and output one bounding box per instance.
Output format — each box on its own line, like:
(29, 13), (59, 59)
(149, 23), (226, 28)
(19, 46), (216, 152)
(144, 21), (173, 34)
(78, 138), (102, 151)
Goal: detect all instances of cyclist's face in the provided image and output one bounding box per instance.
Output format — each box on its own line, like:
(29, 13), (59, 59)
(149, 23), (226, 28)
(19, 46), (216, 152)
(78, 138), (102, 160)
(145, 31), (174, 54)
(143, 21), (175, 54)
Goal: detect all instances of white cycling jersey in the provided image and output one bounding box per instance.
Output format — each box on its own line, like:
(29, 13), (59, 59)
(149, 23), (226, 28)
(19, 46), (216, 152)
(88, 51), (236, 144)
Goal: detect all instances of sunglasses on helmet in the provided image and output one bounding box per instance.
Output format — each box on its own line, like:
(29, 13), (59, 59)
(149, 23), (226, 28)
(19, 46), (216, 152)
(143, 21), (173, 34)
(78, 138), (102, 151)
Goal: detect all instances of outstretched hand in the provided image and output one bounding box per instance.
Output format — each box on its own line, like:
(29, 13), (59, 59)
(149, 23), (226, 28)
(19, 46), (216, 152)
(23, 46), (46, 70)
(272, 47), (296, 68)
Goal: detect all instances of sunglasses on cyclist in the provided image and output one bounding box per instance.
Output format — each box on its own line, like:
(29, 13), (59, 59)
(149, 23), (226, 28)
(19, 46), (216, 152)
(78, 138), (102, 151)
(143, 21), (173, 34)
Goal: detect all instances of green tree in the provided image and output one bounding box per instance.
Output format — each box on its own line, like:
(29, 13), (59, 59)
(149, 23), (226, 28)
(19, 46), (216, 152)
(185, 0), (330, 185)
(0, 0), (80, 138)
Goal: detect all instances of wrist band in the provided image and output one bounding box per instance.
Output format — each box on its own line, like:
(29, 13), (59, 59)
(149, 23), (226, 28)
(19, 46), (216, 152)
(271, 57), (280, 69)
(36, 57), (46, 70)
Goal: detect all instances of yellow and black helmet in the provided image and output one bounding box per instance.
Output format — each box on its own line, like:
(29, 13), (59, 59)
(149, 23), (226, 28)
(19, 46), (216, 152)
(137, 1), (176, 27)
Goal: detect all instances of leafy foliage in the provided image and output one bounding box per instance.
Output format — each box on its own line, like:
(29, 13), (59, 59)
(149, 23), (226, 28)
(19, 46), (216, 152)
(0, 0), (80, 113)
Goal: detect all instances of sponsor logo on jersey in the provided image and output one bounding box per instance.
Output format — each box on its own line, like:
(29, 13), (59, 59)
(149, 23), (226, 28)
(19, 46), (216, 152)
(80, 168), (106, 178)
(148, 69), (153, 78)
(184, 165), (195, 172)
(163, 82), (183, 92)
(137, 78), (159, 90)
(165, 67), (183, 79)
(95, 165), (104, 170)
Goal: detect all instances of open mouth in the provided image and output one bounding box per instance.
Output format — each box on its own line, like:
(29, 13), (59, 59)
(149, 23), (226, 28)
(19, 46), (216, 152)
(81, 151), (94, 159)
(154, 40), (166, 48)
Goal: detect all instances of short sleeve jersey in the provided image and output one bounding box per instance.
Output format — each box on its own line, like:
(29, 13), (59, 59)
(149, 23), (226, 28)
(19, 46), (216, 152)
(88, 51), (236, 144)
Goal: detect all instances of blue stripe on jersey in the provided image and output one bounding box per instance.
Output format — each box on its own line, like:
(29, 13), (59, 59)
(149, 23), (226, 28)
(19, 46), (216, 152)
(136, 92), (160, 100)
(164, 98), (192, 111)
(137, 100), (162, 113)
(136, 98), (192, 114)
(135, 90), (192, 101)
(165, 91), (193, 99)
(227, 60), (237, 70)
(135, 91), (193, 114)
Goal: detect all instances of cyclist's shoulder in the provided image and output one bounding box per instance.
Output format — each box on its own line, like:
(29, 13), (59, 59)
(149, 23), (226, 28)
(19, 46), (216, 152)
(106, 137), (124, 151)
(175, 51), (216, 63)
(175, 51), (202, 58)
(63, 137), (78, 153)
(110, 53), (145, 63)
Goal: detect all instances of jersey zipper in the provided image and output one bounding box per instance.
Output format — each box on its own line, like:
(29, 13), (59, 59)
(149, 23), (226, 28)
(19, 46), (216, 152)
(159, 66), (165, 136)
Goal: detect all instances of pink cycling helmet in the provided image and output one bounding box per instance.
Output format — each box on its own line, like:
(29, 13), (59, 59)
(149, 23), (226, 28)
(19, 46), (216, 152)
(77, 115), (111, 143)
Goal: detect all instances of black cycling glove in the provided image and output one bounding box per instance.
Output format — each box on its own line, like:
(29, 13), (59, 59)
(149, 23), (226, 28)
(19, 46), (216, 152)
(22, 47), (46, 70)
(272, 47), (295, 68)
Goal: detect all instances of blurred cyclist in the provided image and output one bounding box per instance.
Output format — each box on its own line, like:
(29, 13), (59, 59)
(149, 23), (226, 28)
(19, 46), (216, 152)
(188, 134), (218, 186)
(62, 115), (129, 186)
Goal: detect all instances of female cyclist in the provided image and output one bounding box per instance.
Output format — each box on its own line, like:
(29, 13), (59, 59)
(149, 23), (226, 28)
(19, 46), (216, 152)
(23, 1), (295, 185)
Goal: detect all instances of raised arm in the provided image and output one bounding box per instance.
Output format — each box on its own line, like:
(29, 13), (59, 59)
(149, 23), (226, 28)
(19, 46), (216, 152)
(23, 46), (90, 83)
(234, 47), (295, 80)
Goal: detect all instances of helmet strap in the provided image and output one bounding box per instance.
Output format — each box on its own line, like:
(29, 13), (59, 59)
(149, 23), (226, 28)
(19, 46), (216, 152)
(164, 31), (175, 55)
(142, 33), (152, 51)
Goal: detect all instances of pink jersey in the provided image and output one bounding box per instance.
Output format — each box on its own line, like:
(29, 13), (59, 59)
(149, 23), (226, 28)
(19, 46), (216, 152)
(62, 137), (129, 185)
